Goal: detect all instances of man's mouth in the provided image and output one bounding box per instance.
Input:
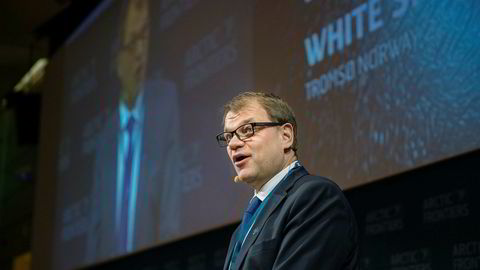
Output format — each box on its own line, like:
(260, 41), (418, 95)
(233, 154), (250, 166)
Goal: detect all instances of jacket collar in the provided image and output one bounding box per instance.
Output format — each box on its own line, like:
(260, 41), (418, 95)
(230, 166), (309, 270)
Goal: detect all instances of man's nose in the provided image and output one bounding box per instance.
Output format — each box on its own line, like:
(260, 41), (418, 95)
(228, 134), (244, 150)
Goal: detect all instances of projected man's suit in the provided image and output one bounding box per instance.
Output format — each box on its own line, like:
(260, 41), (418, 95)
(85, 0), (181, 262)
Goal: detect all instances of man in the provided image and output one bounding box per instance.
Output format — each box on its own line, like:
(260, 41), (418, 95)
(217, 92), (358, 269)
(86, 0), (181, 262)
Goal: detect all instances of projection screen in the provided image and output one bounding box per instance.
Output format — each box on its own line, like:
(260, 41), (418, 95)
(34, 0), (480, 269)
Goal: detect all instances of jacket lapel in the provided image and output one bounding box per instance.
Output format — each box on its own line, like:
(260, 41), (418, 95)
(223, 227), (240, 270)
(233, 166), (308, 270)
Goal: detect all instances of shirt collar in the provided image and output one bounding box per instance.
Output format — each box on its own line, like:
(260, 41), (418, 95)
(119, 89), (144, 129)
(254, 160), (300, 201)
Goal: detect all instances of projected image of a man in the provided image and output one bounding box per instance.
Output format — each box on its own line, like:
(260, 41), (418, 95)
(86, 0), (181, 263)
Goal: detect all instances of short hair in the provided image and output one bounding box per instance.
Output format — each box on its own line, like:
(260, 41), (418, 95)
(223, 91), (298, 154)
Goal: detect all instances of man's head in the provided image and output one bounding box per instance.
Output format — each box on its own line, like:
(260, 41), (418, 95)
(116, 0), (150, 109)
(219, 92), (298, 191)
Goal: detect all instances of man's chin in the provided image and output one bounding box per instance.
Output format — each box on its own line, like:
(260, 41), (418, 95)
(234, 172), (254, 184)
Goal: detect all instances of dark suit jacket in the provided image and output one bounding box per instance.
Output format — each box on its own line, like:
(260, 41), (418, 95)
(85, 78), (182, 263)
(223, 166), (358, 270)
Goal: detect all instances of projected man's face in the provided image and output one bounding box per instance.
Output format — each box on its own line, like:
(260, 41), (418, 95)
(224, 101), (287, 191)
(117, 0), (149, 109)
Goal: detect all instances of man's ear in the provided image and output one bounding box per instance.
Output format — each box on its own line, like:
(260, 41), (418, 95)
(280, 123), (294, 151)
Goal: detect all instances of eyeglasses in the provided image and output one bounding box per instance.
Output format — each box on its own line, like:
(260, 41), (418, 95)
(216, 122), (286, 147)
(120, 25), (149, 53)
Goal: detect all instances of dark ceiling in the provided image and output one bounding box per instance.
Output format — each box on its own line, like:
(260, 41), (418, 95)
(0, 0), (101, 98)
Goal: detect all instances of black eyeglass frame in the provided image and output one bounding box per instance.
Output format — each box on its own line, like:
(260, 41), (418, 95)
(216, 122), (287, 147)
